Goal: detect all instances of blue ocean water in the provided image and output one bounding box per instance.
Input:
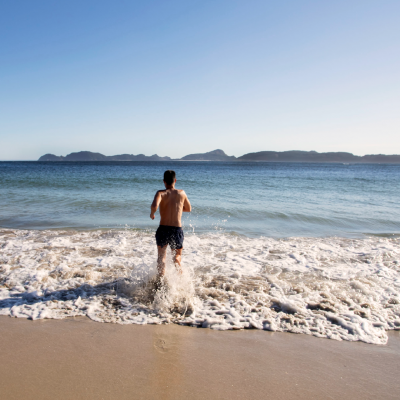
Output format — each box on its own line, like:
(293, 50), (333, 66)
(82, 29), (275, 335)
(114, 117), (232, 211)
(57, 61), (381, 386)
(0, 161), (399, 238)
(1, 161), (400, 343)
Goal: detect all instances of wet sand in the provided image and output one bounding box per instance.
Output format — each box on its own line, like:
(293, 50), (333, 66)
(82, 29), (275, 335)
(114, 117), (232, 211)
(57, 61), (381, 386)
(0, 316), (399, 400)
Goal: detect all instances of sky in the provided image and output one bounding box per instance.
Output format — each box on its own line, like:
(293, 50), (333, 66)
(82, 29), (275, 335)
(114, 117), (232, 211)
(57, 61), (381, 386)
(0, 0), (399, 160)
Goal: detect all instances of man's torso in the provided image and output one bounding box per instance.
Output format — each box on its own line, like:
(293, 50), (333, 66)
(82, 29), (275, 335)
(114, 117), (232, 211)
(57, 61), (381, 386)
(158, 189), (186, 227)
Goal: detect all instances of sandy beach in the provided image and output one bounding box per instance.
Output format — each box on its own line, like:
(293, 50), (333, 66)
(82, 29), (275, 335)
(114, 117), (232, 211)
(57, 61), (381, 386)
(0, 316), (399, 400)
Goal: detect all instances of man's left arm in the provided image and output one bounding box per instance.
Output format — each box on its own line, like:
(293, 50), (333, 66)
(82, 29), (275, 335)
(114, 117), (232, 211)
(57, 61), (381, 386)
(183, 192), (191, 212)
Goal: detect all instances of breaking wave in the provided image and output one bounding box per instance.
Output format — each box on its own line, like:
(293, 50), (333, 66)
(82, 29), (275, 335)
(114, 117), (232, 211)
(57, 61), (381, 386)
(1, 229), (399, 344)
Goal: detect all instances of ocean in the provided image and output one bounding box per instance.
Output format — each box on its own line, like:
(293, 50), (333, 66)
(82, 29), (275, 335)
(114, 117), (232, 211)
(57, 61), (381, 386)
(1, 161), (399, 344)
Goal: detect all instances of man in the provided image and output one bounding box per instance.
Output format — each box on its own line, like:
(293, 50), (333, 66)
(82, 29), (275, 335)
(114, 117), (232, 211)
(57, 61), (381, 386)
(150, 170), (191, 278)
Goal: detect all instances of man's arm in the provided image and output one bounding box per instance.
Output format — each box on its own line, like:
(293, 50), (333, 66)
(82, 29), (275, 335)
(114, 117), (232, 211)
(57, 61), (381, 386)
(183, 193), (191, 212)
(150, 191), (162, 219)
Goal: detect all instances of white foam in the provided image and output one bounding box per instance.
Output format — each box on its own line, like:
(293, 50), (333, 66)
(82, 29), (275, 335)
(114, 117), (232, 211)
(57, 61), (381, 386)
(0, 229), (399, 344)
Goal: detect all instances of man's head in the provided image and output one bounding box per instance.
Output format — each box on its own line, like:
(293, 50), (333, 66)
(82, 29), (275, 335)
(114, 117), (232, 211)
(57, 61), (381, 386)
(163, 170), (176, 187)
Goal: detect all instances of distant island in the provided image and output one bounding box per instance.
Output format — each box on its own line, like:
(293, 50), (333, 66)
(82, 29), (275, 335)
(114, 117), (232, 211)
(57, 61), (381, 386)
(38, 149), (234, 162)
(39, 151), (171, 162)
(38, 149), (400, 163)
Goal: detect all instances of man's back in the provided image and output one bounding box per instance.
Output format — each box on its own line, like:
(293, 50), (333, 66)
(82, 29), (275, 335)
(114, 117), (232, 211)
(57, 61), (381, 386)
(158, 188), (187, 227)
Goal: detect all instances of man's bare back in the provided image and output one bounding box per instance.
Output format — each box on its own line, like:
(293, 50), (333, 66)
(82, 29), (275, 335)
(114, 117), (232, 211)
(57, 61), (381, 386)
(150, 170), (191, 278)
(150, 188), (190, 227)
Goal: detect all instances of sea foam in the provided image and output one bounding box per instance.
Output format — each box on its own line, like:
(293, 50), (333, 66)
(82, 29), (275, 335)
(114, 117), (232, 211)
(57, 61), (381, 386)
(0, 229), (399, 344)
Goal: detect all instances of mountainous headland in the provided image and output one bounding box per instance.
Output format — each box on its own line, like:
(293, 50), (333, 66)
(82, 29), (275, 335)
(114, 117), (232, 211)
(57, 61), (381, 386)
(38, 149), (400, 163)
(180, 149), (236, 161)
(38, 149), (232, 162)
(39, 151), (171, 162)
(236, 151), (400, 163)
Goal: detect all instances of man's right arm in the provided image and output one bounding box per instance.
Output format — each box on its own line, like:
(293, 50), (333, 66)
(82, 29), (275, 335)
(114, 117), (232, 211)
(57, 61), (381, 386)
(150, 191), (162, 219)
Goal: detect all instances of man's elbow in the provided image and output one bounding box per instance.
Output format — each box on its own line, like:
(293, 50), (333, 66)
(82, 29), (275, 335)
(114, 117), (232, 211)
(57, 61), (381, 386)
(184, 205), (192, 212)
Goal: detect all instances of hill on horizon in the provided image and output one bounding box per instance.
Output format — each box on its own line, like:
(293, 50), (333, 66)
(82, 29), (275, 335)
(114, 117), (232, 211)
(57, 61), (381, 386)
(179, 149), (236, 161)
(38, 151), (171, 162)
(37, 149), (400, 163)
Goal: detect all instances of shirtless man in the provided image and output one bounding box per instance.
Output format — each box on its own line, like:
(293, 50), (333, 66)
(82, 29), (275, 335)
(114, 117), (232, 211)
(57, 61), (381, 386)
(150, 170), (191, 278)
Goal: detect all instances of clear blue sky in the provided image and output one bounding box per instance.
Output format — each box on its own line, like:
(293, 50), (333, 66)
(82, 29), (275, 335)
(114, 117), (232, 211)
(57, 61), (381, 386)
(1, 0), (399, 160)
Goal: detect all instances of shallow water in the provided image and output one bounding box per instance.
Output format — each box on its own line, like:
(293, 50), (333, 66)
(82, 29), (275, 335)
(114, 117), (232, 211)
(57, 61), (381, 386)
(0, 229), (399, 344)
(0, 162), (400, 343)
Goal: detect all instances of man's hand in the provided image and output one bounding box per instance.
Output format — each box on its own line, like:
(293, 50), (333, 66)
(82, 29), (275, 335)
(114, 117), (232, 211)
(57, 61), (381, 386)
(150, 212), (155, 220)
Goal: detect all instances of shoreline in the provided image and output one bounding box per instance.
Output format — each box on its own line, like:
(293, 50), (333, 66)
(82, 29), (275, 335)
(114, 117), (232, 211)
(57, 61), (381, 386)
(1, 226), (399, 240)
(0, 315), (399, 400)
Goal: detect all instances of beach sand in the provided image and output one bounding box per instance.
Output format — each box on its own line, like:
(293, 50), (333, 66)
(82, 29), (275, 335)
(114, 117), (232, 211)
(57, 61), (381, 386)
(0, 316), (399, 400)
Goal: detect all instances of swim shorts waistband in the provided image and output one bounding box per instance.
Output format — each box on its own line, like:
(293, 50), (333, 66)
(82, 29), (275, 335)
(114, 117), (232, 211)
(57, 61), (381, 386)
(158, 225), (183, 230)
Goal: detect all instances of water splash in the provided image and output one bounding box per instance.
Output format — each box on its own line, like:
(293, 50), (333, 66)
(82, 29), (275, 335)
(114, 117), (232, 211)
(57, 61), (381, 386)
(0, 229), (399, 344)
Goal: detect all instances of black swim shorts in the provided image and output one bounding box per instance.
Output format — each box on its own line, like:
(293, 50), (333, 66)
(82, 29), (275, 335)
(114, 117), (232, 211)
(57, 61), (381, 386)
(155, 225), (184, 249)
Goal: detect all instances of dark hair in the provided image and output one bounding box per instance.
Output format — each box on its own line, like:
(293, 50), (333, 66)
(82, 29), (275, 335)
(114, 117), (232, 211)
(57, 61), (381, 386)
(164, 170), (176, 185)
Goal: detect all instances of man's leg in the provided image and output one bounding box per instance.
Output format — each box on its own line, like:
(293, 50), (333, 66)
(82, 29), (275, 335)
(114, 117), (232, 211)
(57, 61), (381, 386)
(173, 248), (183, 274)
(157, 245), (168, 277)
(172, 228), (184, 273)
